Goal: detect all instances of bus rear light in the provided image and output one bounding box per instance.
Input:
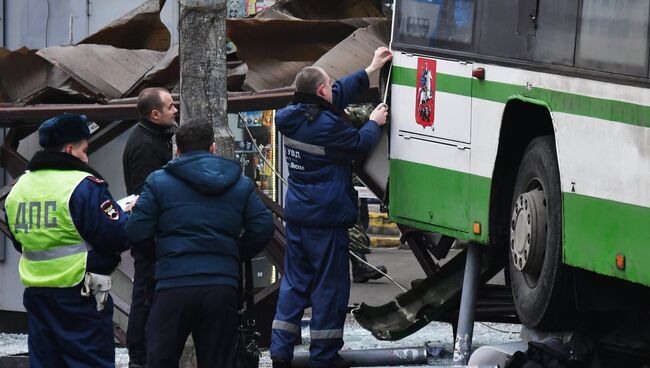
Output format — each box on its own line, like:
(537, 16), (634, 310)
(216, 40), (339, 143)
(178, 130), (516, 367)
(616, 254), (625, 270)
(473, 222), (481, 234)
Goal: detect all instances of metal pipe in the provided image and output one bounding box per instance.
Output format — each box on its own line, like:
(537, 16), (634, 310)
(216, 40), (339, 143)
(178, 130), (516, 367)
(0, 354), (30, 368)
(348, 250), (408, 293)
(413, 366), (497, 368)
(291, 347), (427, 367)
(420, 366), (498, 368)
(452, 242), (482, 364)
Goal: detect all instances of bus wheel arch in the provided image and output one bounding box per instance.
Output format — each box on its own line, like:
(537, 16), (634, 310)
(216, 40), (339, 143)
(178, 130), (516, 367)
(489, 99), (555, 252)
(489, 100), (576, 330)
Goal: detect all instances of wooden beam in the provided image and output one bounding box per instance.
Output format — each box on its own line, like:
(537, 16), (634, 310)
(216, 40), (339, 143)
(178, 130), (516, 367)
(0, 103), (144, 127)
(0, 86), (380, 127)
(0, 145), (28, 180)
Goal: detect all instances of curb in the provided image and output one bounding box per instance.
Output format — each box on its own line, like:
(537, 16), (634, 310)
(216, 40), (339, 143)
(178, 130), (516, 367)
(369, 235), (401, 248)
(368, 212), (400, 237)
(367, 212), (401, 247)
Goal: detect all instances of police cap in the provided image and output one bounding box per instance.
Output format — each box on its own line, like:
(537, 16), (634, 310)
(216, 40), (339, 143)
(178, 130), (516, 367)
(38, 113), (91, 148)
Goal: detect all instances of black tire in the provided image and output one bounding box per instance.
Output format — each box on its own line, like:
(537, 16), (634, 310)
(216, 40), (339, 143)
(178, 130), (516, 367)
(509, 135), (576, 330)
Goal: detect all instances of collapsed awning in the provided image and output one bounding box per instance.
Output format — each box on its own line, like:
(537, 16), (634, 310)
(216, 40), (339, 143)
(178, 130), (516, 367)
(37, 45), (165, 100)
(0, 86), (380, 127)
(78, 0), (171, 51)
(0, 0), (389, 112)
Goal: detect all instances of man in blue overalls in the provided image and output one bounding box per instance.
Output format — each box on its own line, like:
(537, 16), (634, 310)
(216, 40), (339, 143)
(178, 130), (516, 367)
(270, 47), (393, 368)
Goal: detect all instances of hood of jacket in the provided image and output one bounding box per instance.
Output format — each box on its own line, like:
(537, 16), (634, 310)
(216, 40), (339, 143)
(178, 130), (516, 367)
(276, 92), (345, 136)
(163, 151), (241, 195)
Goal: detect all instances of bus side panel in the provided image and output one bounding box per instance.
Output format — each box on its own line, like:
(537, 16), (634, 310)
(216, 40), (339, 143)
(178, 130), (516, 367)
(388, 57), (650, 285)
(389, 158), (470, 235)
(473, 63), (650, 287)
(553, 110), (650, 287)
(468, 97), (505, 244)
(388, 52), (496, 241)
(563, 192), (650, 286)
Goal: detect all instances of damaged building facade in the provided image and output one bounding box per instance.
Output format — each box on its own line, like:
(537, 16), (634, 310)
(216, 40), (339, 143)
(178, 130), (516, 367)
(0, 0), (390, 344)
(0, 0), (182, 329)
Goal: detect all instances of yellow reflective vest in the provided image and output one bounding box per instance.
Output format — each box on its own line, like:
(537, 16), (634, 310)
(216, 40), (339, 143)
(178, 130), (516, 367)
(6, 170), (90, 287)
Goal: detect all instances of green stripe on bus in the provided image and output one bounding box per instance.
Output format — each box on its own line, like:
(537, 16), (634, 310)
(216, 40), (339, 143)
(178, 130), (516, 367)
(392, 66), (650, 129)
(564, 193), (650, 287)
(388, 159), (650, 286)
(393, 66), (472, 97)
(388, 159), (490, 243)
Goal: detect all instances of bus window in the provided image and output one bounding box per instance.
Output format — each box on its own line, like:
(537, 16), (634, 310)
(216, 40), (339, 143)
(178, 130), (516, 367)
(575, 0), (649, 77)
(478, 0), (579, 67)
(395, 0), (475, 50)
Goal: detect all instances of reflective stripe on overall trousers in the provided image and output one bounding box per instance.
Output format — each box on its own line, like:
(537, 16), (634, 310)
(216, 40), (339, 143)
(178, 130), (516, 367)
(271, 223), (350, 367)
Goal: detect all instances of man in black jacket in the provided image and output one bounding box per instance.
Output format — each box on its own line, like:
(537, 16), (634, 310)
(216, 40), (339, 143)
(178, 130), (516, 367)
(122, 87), (177, 368)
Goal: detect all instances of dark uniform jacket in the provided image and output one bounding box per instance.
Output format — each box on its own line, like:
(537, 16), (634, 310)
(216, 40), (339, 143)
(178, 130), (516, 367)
(276, 69), (382, 228)
(125, 152), (274, 291)
(122, 120), (175, 195)
(9, 151), (129, 274)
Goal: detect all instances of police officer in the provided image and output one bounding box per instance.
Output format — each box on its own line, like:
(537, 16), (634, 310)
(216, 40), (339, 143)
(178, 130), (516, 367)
(5, 113), (130, 368)
(270, 47), (392, 368)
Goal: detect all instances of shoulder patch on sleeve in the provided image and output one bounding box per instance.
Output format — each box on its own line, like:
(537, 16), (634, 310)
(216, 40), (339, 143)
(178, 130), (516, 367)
(87, 176), (105, 184)
(100, 200), (120, 221)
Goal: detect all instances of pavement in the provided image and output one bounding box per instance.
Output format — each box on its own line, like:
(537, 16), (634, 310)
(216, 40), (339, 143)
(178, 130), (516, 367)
(252, 247), (520, 368)
(349, 247), (427, 307)
(1, 247), (522, 367)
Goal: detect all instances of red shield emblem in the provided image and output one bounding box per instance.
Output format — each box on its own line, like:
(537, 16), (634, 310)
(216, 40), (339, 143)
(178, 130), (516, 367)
(415, 58), (436, 128)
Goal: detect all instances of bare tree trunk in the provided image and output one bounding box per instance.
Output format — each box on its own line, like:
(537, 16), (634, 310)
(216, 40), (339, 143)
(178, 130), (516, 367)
(176, 2), (231, 367)
(180, 0), (234, 160)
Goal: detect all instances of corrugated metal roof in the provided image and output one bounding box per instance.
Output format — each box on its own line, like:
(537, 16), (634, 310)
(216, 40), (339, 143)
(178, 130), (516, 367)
(272, 0), (386, 20)
(314, 21), (391, 83)
(36, 45), (165, 99)
(0, 48), (50, 103)
(0, 0), (390, 109)
(227, 6), (386, 92)
(78, 0), (171, 52)
(227, 17), (360, 62)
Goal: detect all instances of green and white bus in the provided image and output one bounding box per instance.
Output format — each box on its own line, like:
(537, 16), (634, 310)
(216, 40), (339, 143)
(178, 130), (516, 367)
(386, 0), (650, 330)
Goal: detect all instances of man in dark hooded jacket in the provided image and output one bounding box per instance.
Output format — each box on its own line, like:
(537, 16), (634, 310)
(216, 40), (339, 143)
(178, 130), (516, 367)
(270, 47), (392, 368)
(125, 121), (274, 368)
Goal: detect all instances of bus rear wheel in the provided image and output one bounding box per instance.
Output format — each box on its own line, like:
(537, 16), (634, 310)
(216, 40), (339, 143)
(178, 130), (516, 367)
(509, 135), (576, 331)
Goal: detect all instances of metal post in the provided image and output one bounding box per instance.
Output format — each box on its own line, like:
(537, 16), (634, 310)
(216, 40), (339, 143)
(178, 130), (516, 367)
(0, 128), (5, 263)
(0, 0), (4, 48)
(452, 242), (482, 364)
(292, 347), (428, 367)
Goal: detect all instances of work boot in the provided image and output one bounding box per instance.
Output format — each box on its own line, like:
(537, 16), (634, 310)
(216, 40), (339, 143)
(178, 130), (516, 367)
(271, 358), (292, 368)
(351, 250), (388, 283)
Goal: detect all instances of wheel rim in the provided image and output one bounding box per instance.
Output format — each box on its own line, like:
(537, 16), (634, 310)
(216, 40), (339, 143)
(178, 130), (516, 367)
(510, 183), (548, 287)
